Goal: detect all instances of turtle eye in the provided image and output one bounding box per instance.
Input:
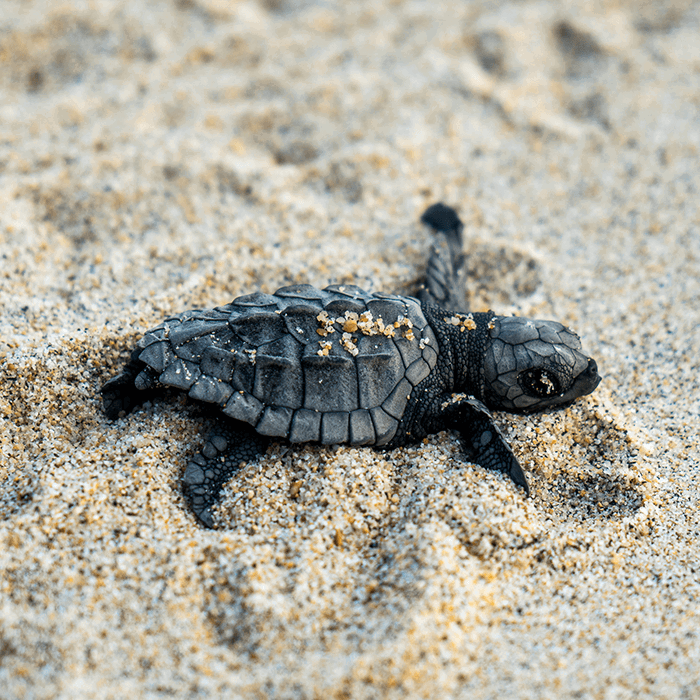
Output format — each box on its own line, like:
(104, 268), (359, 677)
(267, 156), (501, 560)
(519, 368), (562, 398)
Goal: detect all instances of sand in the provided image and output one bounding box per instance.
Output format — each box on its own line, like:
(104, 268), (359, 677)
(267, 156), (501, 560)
(1, 0), (699, 697)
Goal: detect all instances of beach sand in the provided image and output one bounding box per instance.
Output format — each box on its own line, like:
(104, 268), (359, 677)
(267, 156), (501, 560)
(1, 1), (699, 697)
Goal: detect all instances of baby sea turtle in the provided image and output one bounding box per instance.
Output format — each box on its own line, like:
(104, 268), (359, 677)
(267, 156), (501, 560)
(102, 204), (601, 527)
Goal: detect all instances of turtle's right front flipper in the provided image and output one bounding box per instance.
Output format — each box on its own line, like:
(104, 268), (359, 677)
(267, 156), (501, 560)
(437, 394), (530, 494)
(418, 203), (468, 313)
(183, 418), (269, 528)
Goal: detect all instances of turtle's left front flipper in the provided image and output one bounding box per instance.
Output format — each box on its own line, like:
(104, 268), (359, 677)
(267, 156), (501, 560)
(440, 395), (530, 494)
(418, 202), (468, 313)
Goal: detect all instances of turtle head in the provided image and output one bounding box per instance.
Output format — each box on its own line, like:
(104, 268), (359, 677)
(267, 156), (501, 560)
(482, 316), (601, 413)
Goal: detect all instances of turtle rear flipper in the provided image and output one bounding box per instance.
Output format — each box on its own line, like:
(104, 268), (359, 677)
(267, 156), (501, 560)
(419, 203), (468, 312)
(101, 356), (154, 420)
(183, 419), (269, 527)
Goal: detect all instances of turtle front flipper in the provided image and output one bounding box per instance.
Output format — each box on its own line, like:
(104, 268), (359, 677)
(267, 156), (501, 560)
(183, 418), (269, 528)
(439, 395), (530, 495)
(418, 203), (468, 313)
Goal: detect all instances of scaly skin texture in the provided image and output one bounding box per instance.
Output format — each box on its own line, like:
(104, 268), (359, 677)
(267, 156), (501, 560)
(418, 203), (468, 312)
(387, 306), (496, 444)
(387, 305), (529, 492)
(182, 420), (268, 529)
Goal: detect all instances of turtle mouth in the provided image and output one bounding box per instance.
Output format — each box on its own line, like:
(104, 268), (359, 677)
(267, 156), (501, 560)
(577, 357), (602, 394)
(551, 357), (601, 410)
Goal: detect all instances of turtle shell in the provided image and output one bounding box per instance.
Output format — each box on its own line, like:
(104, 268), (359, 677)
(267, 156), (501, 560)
(133, 284), (439, 446)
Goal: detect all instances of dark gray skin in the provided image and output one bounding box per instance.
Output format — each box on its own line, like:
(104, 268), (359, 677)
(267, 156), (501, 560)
(102, 204), (601, 528)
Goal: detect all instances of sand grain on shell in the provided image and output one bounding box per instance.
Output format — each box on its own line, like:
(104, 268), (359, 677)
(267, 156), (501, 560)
(1, 0), (700, 698)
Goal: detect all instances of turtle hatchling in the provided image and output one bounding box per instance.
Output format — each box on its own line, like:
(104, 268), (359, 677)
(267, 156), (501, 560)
(102, 204), (601, 527)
